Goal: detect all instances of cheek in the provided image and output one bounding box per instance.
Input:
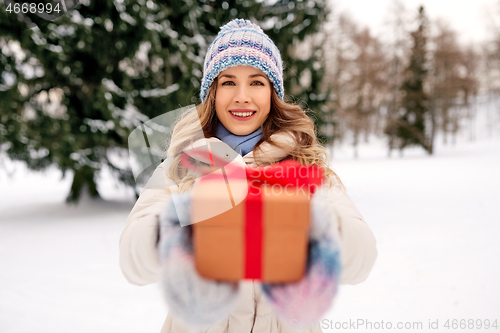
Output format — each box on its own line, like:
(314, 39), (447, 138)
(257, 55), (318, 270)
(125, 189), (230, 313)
(254, 86), (270, 108)
(214, 91), (227, 116)
(262, 107), (271, 120)
(261, 91), (272, 115)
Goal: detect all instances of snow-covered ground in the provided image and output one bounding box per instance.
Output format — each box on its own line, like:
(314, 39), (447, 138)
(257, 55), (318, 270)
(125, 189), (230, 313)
(1, 102), (499, 333)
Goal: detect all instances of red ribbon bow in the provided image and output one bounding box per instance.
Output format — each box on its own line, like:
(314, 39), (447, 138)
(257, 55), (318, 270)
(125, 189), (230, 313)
(245, 160), (324, 195)
(180, 146), (324, 193)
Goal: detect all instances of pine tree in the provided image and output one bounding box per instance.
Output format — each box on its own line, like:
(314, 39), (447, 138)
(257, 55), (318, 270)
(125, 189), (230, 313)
(386, 6), (432, 154)
(0, 0), (329, 203)
(383, 0), (410, 157)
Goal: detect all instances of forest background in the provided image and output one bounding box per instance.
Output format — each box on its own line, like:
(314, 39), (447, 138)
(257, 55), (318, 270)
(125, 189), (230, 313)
(1, 0), (500, 201)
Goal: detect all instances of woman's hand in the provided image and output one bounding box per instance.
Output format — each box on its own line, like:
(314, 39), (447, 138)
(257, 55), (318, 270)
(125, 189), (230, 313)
(260, 193), (342, 323)
(157, 193), (241, 329)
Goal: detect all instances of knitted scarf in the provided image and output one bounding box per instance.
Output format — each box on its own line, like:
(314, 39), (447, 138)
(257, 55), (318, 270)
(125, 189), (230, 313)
(215, 121), (263, 156)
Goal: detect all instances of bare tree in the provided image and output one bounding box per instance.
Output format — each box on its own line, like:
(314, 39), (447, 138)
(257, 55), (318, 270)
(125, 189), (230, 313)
(430, 21), (475, 145)
(460, 45), (480, 141)
(482, 40), (500, 138)
(322, 11), (390, 158)
(344, 28), (389, 157)
(321, 12), (359, 148)
(482, 0), (500, 137)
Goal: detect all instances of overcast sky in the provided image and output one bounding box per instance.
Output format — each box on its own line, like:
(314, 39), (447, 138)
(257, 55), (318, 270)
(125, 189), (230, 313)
(331, 0), (500, 45)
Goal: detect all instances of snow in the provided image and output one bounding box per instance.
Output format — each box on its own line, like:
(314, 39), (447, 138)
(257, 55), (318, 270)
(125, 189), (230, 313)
(1, 103), (500, 332)
(0, 165), (167, 332)
(324, 138), (500, 332)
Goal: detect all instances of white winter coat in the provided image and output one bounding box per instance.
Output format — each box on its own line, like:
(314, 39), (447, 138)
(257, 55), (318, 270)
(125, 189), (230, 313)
(119, 132), (377, 333)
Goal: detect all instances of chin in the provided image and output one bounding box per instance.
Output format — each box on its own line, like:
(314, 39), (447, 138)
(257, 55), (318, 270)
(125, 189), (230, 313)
(226, 125), (256, 136)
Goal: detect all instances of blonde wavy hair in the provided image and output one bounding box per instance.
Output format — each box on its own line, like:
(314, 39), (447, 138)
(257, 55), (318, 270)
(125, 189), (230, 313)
(164, 76), (344, 193)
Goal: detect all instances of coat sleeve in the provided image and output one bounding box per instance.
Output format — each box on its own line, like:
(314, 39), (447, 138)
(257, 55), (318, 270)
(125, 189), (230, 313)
(119, 161), (171, 286)
(314, 180), (378, 285)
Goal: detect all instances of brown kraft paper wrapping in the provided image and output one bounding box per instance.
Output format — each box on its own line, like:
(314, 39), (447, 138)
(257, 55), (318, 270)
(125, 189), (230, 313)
(193, 182), (311, 282)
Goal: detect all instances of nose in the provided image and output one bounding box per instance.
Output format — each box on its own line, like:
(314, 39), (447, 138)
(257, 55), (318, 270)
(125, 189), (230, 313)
(234, 85), (251, 103)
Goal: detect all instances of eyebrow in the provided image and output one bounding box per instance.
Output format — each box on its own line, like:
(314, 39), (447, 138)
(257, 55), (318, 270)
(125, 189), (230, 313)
(219, 74), (268, 79)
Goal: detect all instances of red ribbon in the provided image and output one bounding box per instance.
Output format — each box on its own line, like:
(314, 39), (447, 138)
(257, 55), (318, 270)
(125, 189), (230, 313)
(245, 181), (262, 279)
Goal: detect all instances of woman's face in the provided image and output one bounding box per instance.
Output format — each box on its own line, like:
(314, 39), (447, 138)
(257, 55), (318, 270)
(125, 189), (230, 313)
(214, 65), (272, 136)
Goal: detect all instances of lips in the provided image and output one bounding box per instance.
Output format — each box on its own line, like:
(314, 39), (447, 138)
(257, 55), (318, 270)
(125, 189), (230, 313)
(228, 109), (257, 121)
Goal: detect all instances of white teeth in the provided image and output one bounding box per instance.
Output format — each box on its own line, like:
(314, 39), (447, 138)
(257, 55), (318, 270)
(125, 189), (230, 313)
(230, 111), (254, 117)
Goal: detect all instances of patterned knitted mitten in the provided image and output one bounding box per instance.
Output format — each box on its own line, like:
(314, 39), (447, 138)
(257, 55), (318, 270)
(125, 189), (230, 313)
(157, 192), (241, 329)
(260, 193), (342, 323)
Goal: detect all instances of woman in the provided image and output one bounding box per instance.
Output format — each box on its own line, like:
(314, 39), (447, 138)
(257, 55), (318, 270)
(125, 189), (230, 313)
(119, 19), (377, 333)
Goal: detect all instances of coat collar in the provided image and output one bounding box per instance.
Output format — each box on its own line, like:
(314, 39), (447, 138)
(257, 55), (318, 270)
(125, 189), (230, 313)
(241, 131), (295, 166)
(188, 131), (295, 167)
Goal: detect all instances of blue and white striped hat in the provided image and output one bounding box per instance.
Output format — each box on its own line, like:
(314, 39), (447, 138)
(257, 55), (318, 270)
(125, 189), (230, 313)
(200, 18), (284, 102)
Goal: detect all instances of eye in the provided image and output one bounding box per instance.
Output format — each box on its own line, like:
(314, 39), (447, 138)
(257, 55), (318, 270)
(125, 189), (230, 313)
(221, 81), (235, 86)
(252, 81), (265, 86)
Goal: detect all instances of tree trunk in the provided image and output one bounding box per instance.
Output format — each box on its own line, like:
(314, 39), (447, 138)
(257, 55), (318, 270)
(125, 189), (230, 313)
(428, 104), (436, 155)
(66, 166), (100, 203)
(353, 128), (359, 159)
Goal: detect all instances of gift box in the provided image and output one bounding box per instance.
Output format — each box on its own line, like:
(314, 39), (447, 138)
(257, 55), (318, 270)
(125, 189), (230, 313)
(184, 150), (323, 283)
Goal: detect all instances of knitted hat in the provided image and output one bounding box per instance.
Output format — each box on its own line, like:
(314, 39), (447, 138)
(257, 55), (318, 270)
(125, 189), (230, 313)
(200, 18), (284, 102)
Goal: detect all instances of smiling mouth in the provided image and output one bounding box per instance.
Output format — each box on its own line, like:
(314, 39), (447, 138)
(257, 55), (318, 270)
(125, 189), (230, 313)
(229, 111), (256, 118)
